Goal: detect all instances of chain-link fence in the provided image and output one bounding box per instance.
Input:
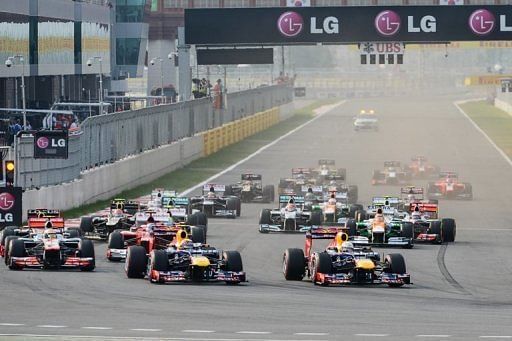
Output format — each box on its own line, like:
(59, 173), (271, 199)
(16, 85), (293, 189)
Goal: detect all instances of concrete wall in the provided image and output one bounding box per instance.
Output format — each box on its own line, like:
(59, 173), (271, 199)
(22, 101), (297, 220)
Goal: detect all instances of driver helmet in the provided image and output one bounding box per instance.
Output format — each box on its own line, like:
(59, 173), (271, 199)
(45, 228), (57, 239)
(178, 238), (194, 249)
(341, 241), (354, 254)
(411, 211), (422, 221)
(286, 198), (296, 210)
(207, 191), (216, 199)
(114, 208), (124, 216)
(307, 187), (313, 193)
(328, 197), (336, 205)
(407, 194), (416, 202)
(374, 213), (384, 223)
(44, 220), (53, 229)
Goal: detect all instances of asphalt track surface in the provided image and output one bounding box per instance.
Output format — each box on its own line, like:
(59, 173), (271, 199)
(1, 96), (512, 341)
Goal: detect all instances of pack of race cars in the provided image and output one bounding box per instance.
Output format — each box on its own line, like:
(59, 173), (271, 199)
(0, 158), (471, 288)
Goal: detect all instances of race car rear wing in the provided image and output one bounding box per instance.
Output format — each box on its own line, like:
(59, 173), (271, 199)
(162, 196), (189, 207)
(241, 174), (262, 181)
(301, 185), (323, 193)
(384, 161), (401, 167)
(110, 199), (139, 214)
(27, 209), (61, 218)
(439, 171), (458, 179)
(291, 168), (312, 177)
(372, 197), (400, 205)
(305, 225), (348, 258)
(279, 195), (305, 204)
(409, 203), (439, 217)
(401, 187), (424, 195)
(28, 217), (65, 228)
(135, 212), (171, 224)
(203, 184), (226, 193)
(318, 159), (335, 166)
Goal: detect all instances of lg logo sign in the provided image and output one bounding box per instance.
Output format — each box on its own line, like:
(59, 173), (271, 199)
(375, 10), (436, 36)
(277, 11), (339, 37)
(37, 136), (66, 148)
(0, 192), (15, 211)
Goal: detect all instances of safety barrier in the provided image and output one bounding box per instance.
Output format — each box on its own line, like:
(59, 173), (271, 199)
(16, 85), (293, 189)
(202, 107), (279, 156)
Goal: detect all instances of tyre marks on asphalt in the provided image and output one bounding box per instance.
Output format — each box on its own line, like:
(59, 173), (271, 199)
(437, 244), (470, 295)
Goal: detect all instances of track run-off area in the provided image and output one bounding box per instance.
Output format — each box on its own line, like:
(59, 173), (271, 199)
(1, 95), (512, 341)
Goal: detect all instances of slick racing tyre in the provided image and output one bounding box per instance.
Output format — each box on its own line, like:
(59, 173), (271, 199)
(263, 185), (275, 202)
(401, 222), (414, 239)
(79, 239), (96, 271)
(190, 226), (206, 244)
(107, 230), (124, 261)
(259, 209), (272, 225)
(8, 239), (26, 270)
(125, 246), (147, 278)
(345, 219), (357, 237)
(310, 211), (323, 226)
(385, 253), (406, 288)
(80, 217), (94, 234)
(149, 250), (168, 283)
(441, 218), (456, 243)
(4, 236), (19, 266)
(283, 248), (305, 281)
(429, 221), (443, 243)
(223, 251), (243, 272)
(312, 253), (332, 286)
(1, 227), (16, 247)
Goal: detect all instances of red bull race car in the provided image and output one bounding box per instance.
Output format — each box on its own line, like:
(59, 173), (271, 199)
(282, 227), (411, 287)
(126, 228), (246, 284)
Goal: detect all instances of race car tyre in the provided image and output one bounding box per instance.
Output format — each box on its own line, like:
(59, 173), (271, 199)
(108, 231), (124, 252)
(223, 251), (243, 272)
(441, 218), (456, 243)
(259, 209), (272, 225)
(385, 253), (406, 274)
(8, 239), (26, 270)
(79, 239), (96, 271)
(226, 197), (240, 217)
(429, 221), (442, 242)
(125, 246), (147, 278)
(4, 236), (19, 265)
(349, 204), (363, 218)
(401, 222), (414, 239)
(310, 211), (323, 226)
(187, 212), (208, 227)
(235, 197), (241, 217)
(312, 253), (332, 285)
(348, 185), (358, 204)
(355, 210), (367, 222)
(463, 183), (473, 200)
(190, 226), (206, 244)
(345, 219), (357, 236)
(426, 182), (438, 196)
(67, 228), (81, 238)
(263, 185), (275, 203)
(1, 226), (16, 246)
(80, 217), (94, 233)
(149, 249), (169, 278)
(283, 248), (305, 280)
(338, 168), (347, 181)
(224, 185), (233, 196)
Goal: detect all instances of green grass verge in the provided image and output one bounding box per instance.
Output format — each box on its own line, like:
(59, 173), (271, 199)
(459, 100), (512, 158)
(62, 99), (338, 219)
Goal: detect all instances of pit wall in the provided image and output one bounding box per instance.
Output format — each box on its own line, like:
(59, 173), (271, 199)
(22, 101), (298, 220)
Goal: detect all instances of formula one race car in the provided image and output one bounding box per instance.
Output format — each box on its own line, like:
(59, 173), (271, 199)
(226, 174), (275, 203)
(353, 110), (378, 132)
(80, 199), (139, 239)
(126, 228), (246, 284)
(405, 156), (440, 179)
(283, 228), (410, 287)
(189, 185), (241, 218)
(4, 218), (95, 271)
(106, 213), (206, 261)
(427, 172), (473, 200)
(348, 207), (414, 248)
(401, 203), (456, 243)
(259, 195), (321, 233)
(372, 161), (409, 185)
(312, 160), (347, 183)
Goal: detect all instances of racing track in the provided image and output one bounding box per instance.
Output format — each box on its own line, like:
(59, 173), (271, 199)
(1, 95), (512, 341)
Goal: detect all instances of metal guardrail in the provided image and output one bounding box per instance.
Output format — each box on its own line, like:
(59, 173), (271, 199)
(16, 85), (293, 189)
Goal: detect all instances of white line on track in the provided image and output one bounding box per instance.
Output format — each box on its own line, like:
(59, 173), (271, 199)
(454, 99), (512, 168)
(182, 330), (216, 333)
(130, 328), (162, 332)
(479, 337), (512, 339)
(416, 335), (451, 338)
(236, 331), (272, 334)
(355, 334), (389, 337)
(0, 323), (25, 326)
(36, 325), (68, 328)
(294, 332), (329, 336)
(81, 326), (114, 330)
(0, 336), (328, 341)
(180, 101), (346, 196)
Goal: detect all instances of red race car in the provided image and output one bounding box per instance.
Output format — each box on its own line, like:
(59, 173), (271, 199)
(106, 212), (206, 261)
(406, 156), (440, 179)
(427, 171), (473, 200)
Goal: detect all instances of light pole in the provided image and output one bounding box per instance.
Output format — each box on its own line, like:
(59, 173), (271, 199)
(5, 55), (27, 130)
(87, 56), (104, 115)
(150, 57), (165, 104)
(83, 87), (92, 117)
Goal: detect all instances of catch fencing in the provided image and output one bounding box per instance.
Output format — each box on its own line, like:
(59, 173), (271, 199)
(16, 85), (293, 189)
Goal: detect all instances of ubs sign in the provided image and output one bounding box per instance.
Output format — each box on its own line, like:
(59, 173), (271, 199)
(34, 130), (69, 159)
